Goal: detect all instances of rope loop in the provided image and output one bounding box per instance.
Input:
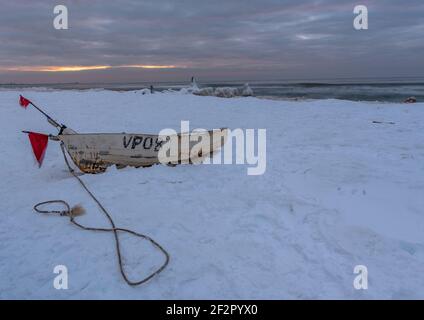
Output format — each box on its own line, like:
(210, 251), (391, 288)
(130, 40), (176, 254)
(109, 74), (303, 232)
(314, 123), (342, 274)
(33, 142), (169, 286)
(34, 200), (70, 216)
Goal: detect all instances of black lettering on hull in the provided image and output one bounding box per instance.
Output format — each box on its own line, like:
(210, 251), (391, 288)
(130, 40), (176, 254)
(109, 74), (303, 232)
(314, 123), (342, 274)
(123, 136), (133, 148)
(143, 137), (153, 149)
(132, 136), (143, 149)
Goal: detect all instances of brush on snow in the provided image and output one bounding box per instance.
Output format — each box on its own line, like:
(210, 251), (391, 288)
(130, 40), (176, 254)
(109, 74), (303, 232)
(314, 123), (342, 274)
(69, 204), (85, 217)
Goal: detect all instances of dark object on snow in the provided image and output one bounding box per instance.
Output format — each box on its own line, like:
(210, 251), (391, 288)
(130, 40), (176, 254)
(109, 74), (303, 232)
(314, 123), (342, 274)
(372, 120), (395, 125)
(404, 96), (417, 103)
(150, 85), (154, 94)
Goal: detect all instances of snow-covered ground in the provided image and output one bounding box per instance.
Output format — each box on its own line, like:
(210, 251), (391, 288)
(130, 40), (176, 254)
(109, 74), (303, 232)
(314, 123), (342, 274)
(0, 89), (423, 299)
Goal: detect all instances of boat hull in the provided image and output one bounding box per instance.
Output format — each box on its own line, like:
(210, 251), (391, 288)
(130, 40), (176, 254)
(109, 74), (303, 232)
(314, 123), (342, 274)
(58, 129), (228, 173)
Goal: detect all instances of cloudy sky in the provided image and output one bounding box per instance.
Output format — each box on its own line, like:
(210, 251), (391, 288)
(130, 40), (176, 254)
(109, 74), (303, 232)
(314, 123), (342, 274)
(0, 0), (423, 83)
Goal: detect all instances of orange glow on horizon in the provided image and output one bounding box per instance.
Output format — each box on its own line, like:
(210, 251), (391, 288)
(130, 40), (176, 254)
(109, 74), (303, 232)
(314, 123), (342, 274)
(1, 64), (180, 72)
(4, 65), (110, 72)
(121, 64), (177, 69)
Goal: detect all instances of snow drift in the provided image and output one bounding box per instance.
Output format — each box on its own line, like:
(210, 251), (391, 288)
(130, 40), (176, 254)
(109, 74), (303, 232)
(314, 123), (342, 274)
(0, 89), (423, 299)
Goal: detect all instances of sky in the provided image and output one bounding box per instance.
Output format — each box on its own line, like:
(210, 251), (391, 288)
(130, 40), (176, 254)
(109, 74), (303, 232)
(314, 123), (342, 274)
(0, 0), (423, 83)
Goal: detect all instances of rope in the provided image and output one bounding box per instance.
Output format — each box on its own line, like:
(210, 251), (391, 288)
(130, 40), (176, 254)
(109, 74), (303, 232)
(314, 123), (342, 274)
(33, 142), (170, 286)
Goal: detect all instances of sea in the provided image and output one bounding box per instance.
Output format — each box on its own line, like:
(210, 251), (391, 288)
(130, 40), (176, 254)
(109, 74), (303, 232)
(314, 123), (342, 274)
(1, 77), (423, 103)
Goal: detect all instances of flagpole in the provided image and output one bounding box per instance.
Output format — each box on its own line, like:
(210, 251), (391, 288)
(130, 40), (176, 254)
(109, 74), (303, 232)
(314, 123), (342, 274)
(27, 100), (61, 128)
(20, 95), (63, 129)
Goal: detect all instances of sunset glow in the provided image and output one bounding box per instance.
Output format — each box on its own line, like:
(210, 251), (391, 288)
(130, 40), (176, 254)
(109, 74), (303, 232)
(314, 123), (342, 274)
(121, 65), (178, 69)
(1, 65), (179, 72)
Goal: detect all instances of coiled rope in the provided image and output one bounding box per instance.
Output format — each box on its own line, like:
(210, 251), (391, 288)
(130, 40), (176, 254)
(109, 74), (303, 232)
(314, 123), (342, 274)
(33, 142), (170, 286)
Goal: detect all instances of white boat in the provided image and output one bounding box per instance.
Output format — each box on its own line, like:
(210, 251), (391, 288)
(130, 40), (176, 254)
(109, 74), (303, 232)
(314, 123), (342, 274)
(19, 96), (228, 174)
(56, 128), (229, 173)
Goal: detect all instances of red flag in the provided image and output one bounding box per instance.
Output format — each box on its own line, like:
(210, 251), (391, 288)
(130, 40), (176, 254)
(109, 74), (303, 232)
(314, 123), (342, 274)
(19, 95), (31, 108)
(28, 132), (49, 167)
